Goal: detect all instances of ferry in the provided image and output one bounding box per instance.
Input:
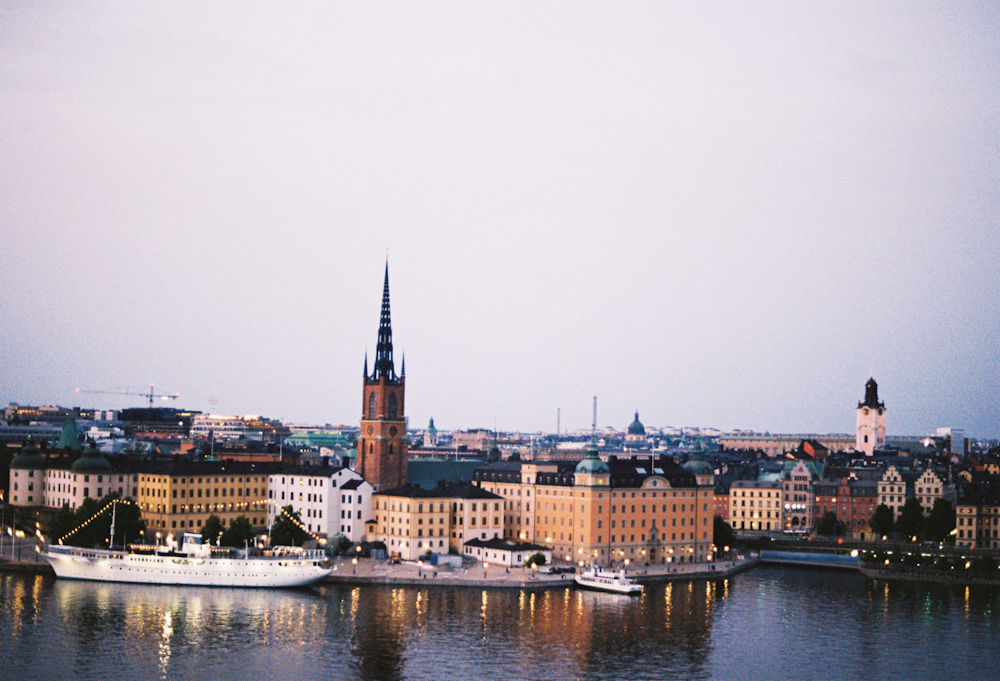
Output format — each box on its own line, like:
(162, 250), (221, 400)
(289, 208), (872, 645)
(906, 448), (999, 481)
(574, 564), (643, 595)
(45, 533), (332, 588)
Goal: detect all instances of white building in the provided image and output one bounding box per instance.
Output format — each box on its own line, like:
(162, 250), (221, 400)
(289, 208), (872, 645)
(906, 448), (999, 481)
(856, 377), (886, 456)
(729, 480), (784, 531)
(266, 466), (373, 543)
(190, 415), (248, 441)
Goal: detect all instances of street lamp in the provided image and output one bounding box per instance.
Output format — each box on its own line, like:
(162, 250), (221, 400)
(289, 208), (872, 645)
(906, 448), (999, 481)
(483, 562), (489, 579)
(352, 557), (358, 574)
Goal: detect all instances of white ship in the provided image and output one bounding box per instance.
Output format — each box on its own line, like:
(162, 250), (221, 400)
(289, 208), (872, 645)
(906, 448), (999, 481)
(45, 533), (332, 588)
(574, 564), (643, 594)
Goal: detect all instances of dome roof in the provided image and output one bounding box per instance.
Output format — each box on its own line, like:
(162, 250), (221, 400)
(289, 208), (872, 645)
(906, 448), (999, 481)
(575, 440), (609, 475)
(71, 443), (113, 474)
(627, 412), (645, 436)
(683, 453), (714, 477)
(10, 438), (46, 470)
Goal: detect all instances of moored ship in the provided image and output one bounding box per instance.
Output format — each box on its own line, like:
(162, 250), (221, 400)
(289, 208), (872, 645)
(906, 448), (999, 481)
(574, 564), (643, 594)
(45, 533), (332, 588)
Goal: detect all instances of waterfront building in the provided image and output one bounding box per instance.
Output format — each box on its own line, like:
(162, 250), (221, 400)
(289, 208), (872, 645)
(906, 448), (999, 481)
(782, 460), (821, 531)
(368, 482), (503, 561)
(473, 448), (716, 567)
(729, 480), (783, 532)
(856, 377), (886, 456)
(813, 475), (878, 539)
(265, 466), (372, 542)
(463, 537), (552, 567)
(136, 460), (279, 534)
(356, 264), (408, 490)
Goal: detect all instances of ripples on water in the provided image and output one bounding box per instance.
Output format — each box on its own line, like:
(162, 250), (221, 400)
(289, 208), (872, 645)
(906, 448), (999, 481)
(1, 567), (999, 680)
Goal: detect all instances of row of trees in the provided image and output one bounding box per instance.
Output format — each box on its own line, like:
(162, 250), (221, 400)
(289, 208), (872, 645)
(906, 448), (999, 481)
(869, 498), (956, 543)
(813, 497), (956, 542)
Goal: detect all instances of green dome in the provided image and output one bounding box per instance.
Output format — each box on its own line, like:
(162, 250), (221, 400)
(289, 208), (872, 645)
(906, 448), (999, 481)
(575, 440), (609, 475)
(10, 438), (46, 470)
(683, 457), (714, 477)
(71, 442), (113, 474)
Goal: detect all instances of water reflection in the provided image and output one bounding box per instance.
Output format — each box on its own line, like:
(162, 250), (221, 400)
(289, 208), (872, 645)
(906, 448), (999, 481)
(3, 571), (1000, 680)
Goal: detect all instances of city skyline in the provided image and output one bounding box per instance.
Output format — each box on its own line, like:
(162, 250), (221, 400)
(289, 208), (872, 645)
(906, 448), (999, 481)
(2, 4), (998, 437)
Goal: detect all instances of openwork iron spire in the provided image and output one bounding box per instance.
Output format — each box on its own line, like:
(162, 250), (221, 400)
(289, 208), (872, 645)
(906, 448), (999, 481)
(372, 263), (397, 381)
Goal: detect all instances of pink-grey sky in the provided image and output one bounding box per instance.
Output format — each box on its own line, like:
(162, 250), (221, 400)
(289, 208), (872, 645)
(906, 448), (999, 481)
(1, 3), (998, 437)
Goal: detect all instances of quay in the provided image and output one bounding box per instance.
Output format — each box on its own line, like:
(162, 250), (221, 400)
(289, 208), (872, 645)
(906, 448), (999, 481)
(320, 555), (757, 589)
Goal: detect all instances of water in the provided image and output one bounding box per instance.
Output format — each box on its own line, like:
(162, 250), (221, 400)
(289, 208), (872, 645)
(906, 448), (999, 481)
(2, 567), (999, 680)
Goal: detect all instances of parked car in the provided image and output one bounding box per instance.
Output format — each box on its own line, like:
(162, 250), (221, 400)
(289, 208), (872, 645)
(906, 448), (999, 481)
(539, 566), (555, 575)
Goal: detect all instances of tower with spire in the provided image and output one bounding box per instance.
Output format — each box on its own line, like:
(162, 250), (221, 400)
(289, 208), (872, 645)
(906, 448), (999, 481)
(357, 264), (408, 489)
(855, 376), (886, 456)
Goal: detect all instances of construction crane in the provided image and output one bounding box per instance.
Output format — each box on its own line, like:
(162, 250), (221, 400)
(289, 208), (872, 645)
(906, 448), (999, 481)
(76, 384), (179, 408)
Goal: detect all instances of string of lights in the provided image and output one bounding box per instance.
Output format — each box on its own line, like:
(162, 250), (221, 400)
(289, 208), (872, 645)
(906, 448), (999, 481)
(278, 506), (326, 545)
(58, 499), (138, 544)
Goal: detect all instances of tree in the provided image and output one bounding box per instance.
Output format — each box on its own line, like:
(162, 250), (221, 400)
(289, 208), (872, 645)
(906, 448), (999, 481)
(221, 515), (255, 548)
(816, 511), (841, 537)
(525, 552), (547, 568)
(894, 497), (926, 541)
(270, 505), (310, 547)
(48, 503), (77, 544)
(713, 516), (736, 551)
(870, 504), (895, 538)
(201, 515), (224, 544)
(925, 498), (956, 543)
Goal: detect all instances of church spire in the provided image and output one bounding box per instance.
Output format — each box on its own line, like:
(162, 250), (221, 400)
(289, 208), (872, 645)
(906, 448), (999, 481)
(363, 351), (368, 377)
(372, 262), (397, 382)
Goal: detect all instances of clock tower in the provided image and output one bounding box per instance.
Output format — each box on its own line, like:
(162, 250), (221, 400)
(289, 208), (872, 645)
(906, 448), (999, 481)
(856, 377), (886, 456)
(357, 264), (408, 490)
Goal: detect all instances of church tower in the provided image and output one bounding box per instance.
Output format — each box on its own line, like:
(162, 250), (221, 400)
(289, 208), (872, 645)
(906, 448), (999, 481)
(856, 377), (886, 456)
(357, 264), (408, 490)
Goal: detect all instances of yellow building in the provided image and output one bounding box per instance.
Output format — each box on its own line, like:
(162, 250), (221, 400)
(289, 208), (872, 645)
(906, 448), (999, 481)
(474, 447), (716, 567)
(137, 461), (278, 536)
(367, 482), (503, 560)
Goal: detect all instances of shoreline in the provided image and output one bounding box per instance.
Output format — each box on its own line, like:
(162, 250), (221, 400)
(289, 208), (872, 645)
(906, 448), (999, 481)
(7, 553), (999, 588)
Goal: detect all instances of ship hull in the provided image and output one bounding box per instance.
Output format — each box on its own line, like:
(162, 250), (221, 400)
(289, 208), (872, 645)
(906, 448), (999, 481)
(45, 548), (331, 588)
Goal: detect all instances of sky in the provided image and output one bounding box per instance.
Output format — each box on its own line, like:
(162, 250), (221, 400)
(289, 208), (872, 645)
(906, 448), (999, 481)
(1, 2), (998, 438)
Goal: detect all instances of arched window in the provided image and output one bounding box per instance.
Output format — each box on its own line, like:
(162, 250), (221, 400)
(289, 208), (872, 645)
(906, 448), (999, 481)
(368, 393), (376, 419)
(388, 393), (398, 420)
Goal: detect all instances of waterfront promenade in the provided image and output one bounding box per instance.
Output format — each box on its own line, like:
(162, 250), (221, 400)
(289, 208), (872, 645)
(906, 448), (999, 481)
(320, 555), (757, 588)
(0, 549), (756, 588)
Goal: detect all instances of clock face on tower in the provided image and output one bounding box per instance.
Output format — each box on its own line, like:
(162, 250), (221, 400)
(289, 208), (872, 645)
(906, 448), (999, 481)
(367, 425), (373, 435)
(390, 426), (398, 436)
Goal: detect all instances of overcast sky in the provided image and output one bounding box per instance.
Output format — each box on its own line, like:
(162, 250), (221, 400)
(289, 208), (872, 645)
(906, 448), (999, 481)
(1, 3), (998, 438)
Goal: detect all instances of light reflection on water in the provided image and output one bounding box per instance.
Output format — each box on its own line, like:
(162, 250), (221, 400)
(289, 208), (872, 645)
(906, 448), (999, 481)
(2, 568), (1000, 680)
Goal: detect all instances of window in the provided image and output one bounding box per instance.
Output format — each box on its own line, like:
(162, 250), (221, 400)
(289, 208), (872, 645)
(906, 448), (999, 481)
(369, 393), (377, 419)
(388, 393), (398, 420)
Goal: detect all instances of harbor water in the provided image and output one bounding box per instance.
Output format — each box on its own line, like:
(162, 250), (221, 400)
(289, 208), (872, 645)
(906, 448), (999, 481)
(2, 566), (999, 680)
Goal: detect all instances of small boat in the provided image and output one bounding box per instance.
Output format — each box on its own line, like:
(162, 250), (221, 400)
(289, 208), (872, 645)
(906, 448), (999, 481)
(574, 564), (642, 594)
(45, 533), (332, 588)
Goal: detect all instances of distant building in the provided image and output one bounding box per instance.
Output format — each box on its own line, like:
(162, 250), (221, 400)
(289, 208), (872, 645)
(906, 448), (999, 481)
(425, 418), (439, 447)
(856, 377), (886, 456)
(190, 415), (248, 441)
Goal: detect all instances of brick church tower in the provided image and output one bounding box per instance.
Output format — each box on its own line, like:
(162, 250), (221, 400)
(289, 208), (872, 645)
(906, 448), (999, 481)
(357, 264), (408, 490)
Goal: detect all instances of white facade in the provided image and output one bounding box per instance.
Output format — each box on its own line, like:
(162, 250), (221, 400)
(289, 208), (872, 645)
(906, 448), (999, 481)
(266, 467), (372, 542)
(729, 480), (784, 531)
(190, 415), (248, 440)
(878, 465), (908, 520)
(9, 466), (139, 510)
